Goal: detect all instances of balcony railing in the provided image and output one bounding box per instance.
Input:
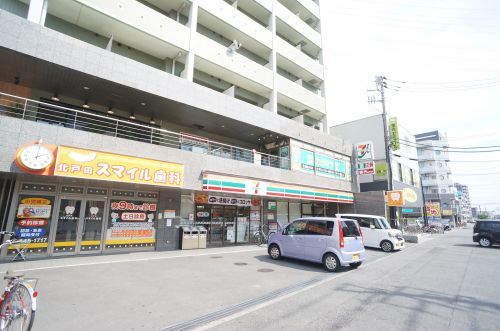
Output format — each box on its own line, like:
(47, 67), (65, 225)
(0, 92), (290, 170)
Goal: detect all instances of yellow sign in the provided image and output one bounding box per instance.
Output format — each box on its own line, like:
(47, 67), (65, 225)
(54, 146), (184, 188)
(403, 188), (418, 203)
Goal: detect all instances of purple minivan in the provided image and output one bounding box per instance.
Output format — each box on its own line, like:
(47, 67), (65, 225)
(267, 217), (366, 272)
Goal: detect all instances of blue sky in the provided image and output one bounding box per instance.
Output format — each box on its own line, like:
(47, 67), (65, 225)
(321, 0), (500, 213)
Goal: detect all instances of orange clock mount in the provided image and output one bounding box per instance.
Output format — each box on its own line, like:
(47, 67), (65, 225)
(15, 141), (58, 176)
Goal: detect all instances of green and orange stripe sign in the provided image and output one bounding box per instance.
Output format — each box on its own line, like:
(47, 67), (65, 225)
(202, 174), (353, 204)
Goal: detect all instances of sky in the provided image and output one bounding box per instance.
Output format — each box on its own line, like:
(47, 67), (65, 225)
(320, 0), (500, 214)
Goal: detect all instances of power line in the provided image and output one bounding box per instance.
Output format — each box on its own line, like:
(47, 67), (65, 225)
(385, 76), (500, 85)
(400, 139), (500, 150)
(399, 142), (500, 153)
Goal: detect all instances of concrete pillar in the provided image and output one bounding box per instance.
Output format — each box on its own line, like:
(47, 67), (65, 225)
(27, 0), (48, 25)
(266, 3), (278, 114)
(181, 1), (199, 82)
(155, 189), (182, 251)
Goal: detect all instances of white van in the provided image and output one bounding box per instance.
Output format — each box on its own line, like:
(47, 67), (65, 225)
(336, 214), (405, 252)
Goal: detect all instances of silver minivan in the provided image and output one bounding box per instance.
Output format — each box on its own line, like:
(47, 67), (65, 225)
(267, 217), (366, 272)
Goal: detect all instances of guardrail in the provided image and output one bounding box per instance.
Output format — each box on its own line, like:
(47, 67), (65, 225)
(0, 92), (290, 170)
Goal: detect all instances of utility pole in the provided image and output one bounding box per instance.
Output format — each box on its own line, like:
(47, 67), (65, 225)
(370, 76), (396, 227)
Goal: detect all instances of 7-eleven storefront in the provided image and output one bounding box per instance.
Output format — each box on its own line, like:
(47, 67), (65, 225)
(192, 173), (354, 247)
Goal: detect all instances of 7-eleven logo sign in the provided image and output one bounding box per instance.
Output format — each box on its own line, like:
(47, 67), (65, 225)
(246, 180), (267, 196)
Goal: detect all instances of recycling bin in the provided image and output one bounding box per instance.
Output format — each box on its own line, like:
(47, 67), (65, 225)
(180, 226), (198, 249)
(197, 226), (207, 249)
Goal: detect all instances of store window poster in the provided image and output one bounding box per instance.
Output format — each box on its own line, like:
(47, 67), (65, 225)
(14, 195), (54, 250)
(106, 200), (157, 247)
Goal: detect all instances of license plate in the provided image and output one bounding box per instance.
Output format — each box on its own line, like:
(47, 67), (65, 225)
(352, 254), (360, 261)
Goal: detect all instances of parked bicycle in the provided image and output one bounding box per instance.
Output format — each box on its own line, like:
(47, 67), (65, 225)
(422, 224), (444, 234)
(0, 232), (38, 331)
(252, 224), (279, 246)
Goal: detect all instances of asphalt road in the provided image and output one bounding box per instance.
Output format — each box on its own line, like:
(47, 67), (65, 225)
(0, 227), (497, 331)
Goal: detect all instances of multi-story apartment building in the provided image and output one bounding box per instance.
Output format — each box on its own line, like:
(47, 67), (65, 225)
(331, 114), (424, 221)
(454, 183), (472, 222)
(415, 130), (458, 222)
(0, 0), (356, 259)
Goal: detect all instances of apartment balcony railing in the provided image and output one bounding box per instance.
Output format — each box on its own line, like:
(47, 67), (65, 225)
(0, 92), (290, 170)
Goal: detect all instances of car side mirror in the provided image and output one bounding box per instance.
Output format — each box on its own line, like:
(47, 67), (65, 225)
(370, 224), (375, 229)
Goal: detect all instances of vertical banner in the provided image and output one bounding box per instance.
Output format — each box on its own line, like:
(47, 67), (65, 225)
(389, 117), (400, 151)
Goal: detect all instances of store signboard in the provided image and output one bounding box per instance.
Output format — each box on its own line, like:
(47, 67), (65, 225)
(106, 200), (157, 248)
(387, 190), (404, 206)
(53, 146), (184, 188)
(299, 149), (315, 173)
(208, 195), (252, 207)
(442, 209), (453, 216)
(202, 173), (354, 204)
(315, 153), (347, 179)
(356, 161), (375, 175)
(425, 202), (441, 218)
(356, 141), (374, 161)
(290, 139), (352, 181)
(375, 162), (388, 177)
(389, 117), (400, 151)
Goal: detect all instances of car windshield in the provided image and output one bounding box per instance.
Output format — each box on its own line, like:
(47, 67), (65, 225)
(378, 217), (391, 229)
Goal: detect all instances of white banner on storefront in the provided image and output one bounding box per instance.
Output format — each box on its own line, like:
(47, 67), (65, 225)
(208, 195), (252, 207)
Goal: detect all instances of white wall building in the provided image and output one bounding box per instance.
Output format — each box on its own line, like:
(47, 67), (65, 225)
(415, 130), (458, 220)
(0, 0), (357, 258)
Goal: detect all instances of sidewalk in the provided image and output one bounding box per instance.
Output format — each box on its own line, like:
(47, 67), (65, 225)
(0, 245), (265, 274)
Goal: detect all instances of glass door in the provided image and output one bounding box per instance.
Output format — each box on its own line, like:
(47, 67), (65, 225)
(78, 199), (106, 253)
(53, 198), (82, 254)
(235, 207), (250, 244)
(52, 198), (106, 255)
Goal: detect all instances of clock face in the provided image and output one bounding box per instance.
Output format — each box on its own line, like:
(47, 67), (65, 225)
(18, 145), (54, 171)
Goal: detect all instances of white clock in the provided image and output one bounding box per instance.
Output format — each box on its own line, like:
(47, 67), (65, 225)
(17, 144), (55, 171)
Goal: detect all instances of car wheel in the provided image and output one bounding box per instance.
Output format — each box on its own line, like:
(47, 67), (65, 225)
(323, 253), (340, 272)
(479, 237), (492, 247)
(381, 240), (394, 252)
(268, 244), (282, 260)
(349, 262), (362, 269)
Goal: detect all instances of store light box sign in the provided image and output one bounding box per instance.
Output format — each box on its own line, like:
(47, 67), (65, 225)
(208, 195), (253, 207)
(54, 146), (184, 188)
(356, 141), (374, 161)
(356, 161), (375, 175)
(202, 173), (353, 204)
(290, 140), (352, 181)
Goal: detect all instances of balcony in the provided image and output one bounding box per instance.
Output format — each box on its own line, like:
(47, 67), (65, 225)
(278, 0), (321, 22)
(275, 36), (323, 83)
(275, 1), (321, 56)
(194, 34), (273, 97)
(47, 0), (190, 59)
(0, 92), (289, 170)
(197, 1), (273, 55)
(277, 75), (326, 118)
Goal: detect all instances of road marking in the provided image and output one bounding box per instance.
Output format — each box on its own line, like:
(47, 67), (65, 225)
(161, 240), (436, 331)
(0, 247), (264, 274)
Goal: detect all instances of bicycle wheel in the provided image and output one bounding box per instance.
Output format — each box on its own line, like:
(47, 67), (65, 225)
(253, 232), (264, 246)
(0, 284), (35, 331)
